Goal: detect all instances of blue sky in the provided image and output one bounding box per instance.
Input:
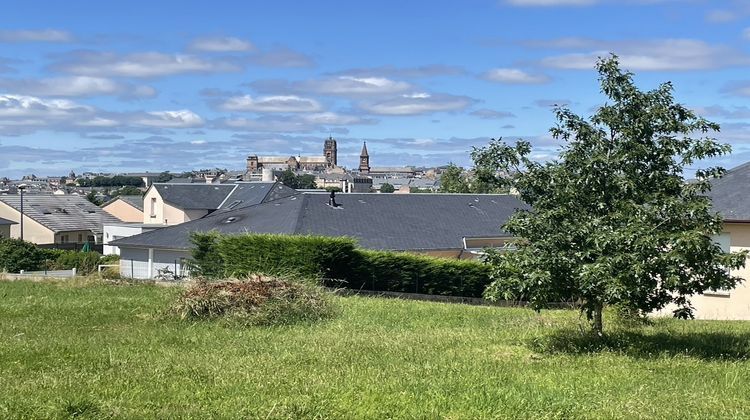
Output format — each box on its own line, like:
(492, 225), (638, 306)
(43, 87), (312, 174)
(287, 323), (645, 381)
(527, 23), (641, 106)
(1, 0), (749, 177)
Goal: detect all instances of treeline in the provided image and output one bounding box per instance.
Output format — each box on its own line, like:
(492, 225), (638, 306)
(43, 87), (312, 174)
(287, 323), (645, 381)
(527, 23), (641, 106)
(77, 176), (145, 188)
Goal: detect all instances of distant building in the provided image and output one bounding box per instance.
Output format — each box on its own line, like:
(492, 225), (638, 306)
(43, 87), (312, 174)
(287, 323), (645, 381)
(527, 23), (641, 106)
(246, 136), (338, 174)
(102, 195), (144, 223)
(359, 142), (371, 173)
(0, 195), (122, 245)
(142, 181), (297, 225)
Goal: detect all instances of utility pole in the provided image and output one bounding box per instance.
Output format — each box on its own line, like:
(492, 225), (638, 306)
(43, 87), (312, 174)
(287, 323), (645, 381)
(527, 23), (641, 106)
(18, 184), (26, 241)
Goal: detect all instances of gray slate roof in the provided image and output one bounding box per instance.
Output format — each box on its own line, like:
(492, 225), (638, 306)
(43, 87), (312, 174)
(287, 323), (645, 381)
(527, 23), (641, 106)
(151, 182), (297, 212)
(112, 193), (526, 251)
(0, 217), (16, 225)
(709, 162), (750, 221)
(152, 183), (236, 210)
(105, 195), (143, 211)
(0, 195), (122, 234)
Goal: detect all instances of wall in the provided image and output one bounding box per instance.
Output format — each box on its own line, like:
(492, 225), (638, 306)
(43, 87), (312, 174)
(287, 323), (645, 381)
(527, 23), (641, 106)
(103, 199), (143, 223)
(53, 230), (96, 244)
(142, 187), (208, 225)
(104, 225), (145, 255)
(687, 223), (750, 320)
(0, 203), (55, 244)
(118, 246), (190, 279)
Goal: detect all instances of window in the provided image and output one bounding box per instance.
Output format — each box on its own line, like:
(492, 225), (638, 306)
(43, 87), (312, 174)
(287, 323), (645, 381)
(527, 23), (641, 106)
(150, 197), (157, 217)
(706, 233), (732, 297)
(78, 234), (83, 243)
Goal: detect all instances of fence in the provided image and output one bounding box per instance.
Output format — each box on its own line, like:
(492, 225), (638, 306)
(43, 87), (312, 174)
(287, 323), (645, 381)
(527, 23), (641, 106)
(3, 268), (77, 280)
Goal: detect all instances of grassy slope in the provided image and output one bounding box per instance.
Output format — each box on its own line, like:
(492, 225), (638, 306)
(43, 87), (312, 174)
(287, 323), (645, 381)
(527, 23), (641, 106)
(1, 280), (749, 419)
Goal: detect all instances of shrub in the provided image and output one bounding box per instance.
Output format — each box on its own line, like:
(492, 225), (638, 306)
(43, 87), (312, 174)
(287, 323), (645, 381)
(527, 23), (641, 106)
(189, 233), (493, 298)
(172, 276), (337, 326)
(347, 250), (493, 297)
(0, 238), (48, 273)
(191, 233), (357, 280)
(52, 251), (102, 275)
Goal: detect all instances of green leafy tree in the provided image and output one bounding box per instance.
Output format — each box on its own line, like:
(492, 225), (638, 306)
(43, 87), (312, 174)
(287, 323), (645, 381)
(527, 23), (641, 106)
(112, 186), (144, 197)
(439, 163), (469, 193)
(85, 190), (102, 206)
(297, 174), (317, 189)
(279, 169), (299, 189)
(156, 172), (173, 183)
(380, 183), (395, 193)
(478, 55), (747, 334)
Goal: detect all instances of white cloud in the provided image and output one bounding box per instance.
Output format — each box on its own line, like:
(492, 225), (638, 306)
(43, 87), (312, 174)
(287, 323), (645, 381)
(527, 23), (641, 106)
(359, 92), (476, 115)
(219, 112), (375, 133)
(0, 29), (73, 43)
(51, 51), (242, 78)
(220, 95), (322, 113)
(0, 94), (92, 118)
(538, 38), (750, 71)
(0, 76), (156, 98)
(189, 36), (255, 52)
(251, 75), (412, 97)
(134, 110), (204, 128)
(482, 68), (551, 84)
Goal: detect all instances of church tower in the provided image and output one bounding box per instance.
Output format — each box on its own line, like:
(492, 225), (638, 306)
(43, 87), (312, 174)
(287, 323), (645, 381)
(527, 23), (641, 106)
(359, 141), (370, 173)
(324, 136), (337, 168)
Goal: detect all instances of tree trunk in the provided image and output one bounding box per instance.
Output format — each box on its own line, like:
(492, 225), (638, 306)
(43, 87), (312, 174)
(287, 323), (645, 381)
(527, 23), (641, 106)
(591, 304), (603, 336)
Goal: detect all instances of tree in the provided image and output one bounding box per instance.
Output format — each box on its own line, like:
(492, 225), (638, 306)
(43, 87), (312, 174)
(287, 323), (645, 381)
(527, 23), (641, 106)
(380, 183), (395, 193)
(156, 172), (173, 183)
(112, 186), (143, 197)
(297, 174), (317, 189)
(85, 190), (102, 206)
(478, 55), (747, 335)
(279, 169), (299, 189)
(439, 163), (469, 193)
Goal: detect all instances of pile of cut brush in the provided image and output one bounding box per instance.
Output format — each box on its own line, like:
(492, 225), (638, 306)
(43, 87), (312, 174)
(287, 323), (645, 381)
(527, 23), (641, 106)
(172, 275), (336, 326)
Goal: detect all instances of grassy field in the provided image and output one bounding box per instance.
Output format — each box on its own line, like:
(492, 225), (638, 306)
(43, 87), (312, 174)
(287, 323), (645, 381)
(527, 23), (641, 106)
(1, 279), (750, 419)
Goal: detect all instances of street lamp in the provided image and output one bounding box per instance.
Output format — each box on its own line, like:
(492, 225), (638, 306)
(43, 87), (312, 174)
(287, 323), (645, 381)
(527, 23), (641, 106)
(18, 184), (26, 241)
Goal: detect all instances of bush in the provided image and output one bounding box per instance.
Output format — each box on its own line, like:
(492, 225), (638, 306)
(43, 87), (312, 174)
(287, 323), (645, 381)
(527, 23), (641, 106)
(194, 233), (357, 280)
(347, 250), (492, 297)
(51, 251), (102, 275)
(0, 238), (49, 273)
(172, 276), (337, 326)
(189, 233), (493, 298)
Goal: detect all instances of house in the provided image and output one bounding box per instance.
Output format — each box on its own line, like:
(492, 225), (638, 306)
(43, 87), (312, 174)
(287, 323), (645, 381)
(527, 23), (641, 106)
(103, 223), (165, 255)
(671, 162), (750, 320)
(0, 217), (16, 238)
(111, 192), (524, 279)
(0, 195), (122, 245)
(142, 181), (297, 225)
(102, 195), (144, 223)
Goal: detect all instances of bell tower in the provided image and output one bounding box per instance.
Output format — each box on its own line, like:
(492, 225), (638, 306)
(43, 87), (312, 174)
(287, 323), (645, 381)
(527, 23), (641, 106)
(359, 141), (370, 174)
(324, 136), (337, 168)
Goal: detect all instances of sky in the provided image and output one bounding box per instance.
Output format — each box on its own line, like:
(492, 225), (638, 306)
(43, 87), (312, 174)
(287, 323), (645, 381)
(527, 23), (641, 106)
(1, 0), (749, 178)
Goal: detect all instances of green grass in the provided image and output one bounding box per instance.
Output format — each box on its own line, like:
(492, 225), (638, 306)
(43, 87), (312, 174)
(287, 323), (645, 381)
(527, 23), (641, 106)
(1, 279), (750, 419)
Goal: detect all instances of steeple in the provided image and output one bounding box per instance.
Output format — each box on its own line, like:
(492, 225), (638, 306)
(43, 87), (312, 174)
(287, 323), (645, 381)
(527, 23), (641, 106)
(359, 141), (370, 173)
(324, 135), (338, 168)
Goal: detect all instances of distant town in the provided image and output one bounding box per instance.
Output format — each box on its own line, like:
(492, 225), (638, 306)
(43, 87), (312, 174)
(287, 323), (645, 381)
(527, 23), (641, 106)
(0, 136), (448, 201)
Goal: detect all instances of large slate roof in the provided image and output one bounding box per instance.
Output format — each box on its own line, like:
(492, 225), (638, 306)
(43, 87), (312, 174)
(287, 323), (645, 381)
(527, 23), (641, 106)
(151, 182), (296, 211)
(151, 183), (236, 210)
(0, 195), (122, 234)
(709, 161), (750, 221)
(111, 193), (526, 251)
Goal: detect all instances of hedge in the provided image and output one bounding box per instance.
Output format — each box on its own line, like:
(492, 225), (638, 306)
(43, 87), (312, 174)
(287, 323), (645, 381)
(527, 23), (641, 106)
(0, 238), (104, 274)
(189, 233), (492, 298)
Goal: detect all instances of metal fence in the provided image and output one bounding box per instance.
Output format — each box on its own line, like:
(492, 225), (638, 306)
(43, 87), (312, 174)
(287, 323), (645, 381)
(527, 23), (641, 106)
(38, 243), (104, 253)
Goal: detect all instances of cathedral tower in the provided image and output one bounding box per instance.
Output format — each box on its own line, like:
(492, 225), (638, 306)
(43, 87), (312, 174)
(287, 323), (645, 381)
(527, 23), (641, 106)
(324, 136), (337, 168)
(359, 141), (370, 173)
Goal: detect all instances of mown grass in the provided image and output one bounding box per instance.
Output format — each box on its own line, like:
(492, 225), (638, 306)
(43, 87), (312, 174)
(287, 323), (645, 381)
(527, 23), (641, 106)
(1, 279), (750, 419)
